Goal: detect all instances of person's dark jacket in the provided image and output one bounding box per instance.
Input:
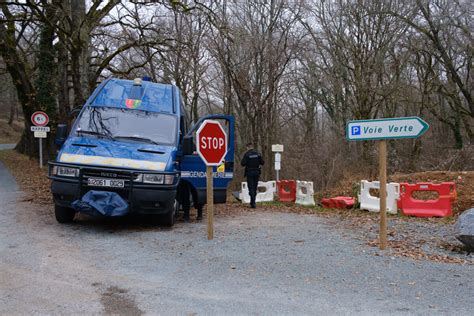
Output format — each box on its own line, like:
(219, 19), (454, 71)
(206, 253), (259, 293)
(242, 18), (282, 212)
(241, 149), (264, 177)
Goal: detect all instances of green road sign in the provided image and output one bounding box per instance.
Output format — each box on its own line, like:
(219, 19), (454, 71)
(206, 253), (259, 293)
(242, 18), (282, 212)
(346, 117), (429, 141)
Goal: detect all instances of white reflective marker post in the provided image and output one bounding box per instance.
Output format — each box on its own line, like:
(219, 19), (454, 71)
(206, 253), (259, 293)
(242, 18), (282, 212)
(272, 144), (284, 182)
(347, 117), (429, 250)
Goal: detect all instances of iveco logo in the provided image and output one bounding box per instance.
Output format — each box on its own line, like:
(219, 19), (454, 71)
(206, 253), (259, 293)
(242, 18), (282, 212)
(101, 172), (117, 178)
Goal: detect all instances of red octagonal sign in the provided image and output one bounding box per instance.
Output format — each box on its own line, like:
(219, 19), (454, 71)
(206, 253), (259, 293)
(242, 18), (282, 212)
(196, 120), (228, 166)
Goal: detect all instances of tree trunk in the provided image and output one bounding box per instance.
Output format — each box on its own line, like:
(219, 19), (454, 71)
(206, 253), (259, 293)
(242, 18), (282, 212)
(0, 18), (38, 156)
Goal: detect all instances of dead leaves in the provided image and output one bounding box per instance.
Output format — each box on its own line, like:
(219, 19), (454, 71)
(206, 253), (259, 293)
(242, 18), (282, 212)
(367, 238), (473, 265)
(0, 150), (52, 206)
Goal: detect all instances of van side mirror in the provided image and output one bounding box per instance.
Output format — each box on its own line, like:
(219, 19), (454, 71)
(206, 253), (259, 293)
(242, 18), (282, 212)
(183, 136), (194, 155)
(55, 124), (68, 146)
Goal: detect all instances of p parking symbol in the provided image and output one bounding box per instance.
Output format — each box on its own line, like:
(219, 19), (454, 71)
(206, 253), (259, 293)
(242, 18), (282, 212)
(351, 125), (361, 136)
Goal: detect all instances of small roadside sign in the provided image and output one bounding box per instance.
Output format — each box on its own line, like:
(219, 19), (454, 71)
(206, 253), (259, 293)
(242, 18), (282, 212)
(34, 131), (47, 138)
(272, 144), (284, 152)
(31, 111), (49, 127)
(347, 117), (429, 141)
(31, 126), (51, 132)
(346, 116), (429, 250)
(30, 111), (50, 169)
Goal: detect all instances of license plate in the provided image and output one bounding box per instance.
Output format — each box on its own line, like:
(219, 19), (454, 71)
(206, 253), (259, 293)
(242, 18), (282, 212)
(87, 177), (124, 188)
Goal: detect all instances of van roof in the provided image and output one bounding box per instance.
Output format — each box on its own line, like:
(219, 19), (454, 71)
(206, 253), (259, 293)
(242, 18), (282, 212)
(90, 78), (175, 113)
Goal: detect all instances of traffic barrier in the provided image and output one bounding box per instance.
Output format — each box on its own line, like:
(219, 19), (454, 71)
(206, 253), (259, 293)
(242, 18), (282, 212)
(397, 182), (456, 217)
(358, 180), (400, 214)
(240, 181), (276, 204)
(321, 196), (355, 209)
(295, 181), (315, 206)
(277, 180), (297, 202)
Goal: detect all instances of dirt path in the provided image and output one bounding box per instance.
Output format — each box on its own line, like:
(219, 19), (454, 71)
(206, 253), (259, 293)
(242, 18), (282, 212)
(1, 162), (473, 315)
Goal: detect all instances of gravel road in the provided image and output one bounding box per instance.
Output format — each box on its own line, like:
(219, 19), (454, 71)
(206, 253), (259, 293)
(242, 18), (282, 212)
(1, 161), (473, 315)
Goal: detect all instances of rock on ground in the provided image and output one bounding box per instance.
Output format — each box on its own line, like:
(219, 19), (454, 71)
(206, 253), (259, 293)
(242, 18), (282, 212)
(455, 208), (474, 250)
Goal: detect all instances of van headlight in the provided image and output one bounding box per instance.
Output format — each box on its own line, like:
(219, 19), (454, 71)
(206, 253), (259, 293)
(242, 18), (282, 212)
(134, 173), (175, 184)
(143, 173), (164, 184)
(53, 166), (79, 177)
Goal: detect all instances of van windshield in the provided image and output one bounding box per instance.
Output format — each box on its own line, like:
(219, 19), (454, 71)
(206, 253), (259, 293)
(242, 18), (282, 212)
(74, 107), (177, 145)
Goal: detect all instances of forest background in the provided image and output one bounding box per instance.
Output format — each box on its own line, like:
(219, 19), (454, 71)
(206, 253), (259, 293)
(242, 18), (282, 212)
(0, 0), (472, 191)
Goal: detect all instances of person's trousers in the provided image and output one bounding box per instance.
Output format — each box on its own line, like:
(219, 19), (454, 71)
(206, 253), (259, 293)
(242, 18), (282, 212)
(246, 175), (259, 206)
(180, 183), (202, 219)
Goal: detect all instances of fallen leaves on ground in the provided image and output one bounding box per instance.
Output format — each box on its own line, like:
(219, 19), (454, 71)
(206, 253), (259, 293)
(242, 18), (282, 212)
(367, 239), (472, 265)
(0, 149), (52, 206)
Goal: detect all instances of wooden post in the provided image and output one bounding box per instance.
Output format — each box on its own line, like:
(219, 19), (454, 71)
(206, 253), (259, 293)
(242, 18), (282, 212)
(206, 166), (214, 240)
(379, 140), (387, 250)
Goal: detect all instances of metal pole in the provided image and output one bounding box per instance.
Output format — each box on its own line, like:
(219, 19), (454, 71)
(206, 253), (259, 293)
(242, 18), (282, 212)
(39, 138), (43, 169)
(379, 140), (387, 250)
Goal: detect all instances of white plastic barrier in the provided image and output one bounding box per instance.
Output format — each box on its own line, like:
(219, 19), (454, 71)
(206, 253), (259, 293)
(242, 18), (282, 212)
(358, 180), (400, 214)
(295, 181), (315, 206)
(240, 181), (276, 203)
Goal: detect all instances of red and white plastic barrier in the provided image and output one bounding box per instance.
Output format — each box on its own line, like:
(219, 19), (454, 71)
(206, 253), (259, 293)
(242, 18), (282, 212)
(321, 196), (355, 209)
(239, 181), (276, 204)
(277, 180), (297, 202)
(358, 180), (400, 214)
(295, 181), (315, 206)
(398, 182), (456, 217)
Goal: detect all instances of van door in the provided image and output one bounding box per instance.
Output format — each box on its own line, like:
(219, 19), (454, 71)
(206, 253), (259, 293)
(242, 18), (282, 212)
(180, 115), (235, 205)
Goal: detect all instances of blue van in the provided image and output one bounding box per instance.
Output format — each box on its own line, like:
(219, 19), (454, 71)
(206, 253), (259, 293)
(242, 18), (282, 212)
(48, 77), (234, 226)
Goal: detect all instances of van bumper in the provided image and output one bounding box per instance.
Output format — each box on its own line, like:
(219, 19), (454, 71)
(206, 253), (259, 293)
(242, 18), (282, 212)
(49, 163), (179, 215)
(51, 179), (177, 215)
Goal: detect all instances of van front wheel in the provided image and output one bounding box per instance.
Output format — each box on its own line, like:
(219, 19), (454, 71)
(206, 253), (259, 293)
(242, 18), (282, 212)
(160, 199), (177, 227)
(55, 205), (75, 223)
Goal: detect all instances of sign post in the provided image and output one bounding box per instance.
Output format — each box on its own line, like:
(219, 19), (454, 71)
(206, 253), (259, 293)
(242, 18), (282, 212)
(196, 120), (228, 240)
(347, 117), (429, 250)
(272, 144), (284, 181)
(31, 111), (50, 169)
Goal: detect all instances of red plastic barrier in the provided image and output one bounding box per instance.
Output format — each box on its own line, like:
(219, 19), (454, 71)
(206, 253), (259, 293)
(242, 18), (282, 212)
(397, 182), (456, 217)
(321, 196), (355, 209)
(277, 180), (297, 202)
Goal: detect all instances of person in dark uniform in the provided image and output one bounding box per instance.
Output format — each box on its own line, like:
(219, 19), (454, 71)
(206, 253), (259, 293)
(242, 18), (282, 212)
(179, 182), (203, 222)
(240, 142), (265, 208)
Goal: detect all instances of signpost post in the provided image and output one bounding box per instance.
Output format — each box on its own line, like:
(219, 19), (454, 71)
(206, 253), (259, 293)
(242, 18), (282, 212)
(31, 111), (50, 169)
(196, 120), (228, 240)
(272, 144), (284, 181)
(347, 117), (429, 250)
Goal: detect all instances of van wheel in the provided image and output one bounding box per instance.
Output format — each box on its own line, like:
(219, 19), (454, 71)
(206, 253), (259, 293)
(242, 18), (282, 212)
(55, 205), (75, 223)
(160, 199), (177, 227)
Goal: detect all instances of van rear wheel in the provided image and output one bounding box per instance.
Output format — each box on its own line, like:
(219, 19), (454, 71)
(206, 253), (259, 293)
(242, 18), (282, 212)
(55, 205), (75, 223)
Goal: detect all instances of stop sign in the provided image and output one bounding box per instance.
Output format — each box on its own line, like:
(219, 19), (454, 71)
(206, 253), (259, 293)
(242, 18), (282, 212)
(196, 120), (228, 166)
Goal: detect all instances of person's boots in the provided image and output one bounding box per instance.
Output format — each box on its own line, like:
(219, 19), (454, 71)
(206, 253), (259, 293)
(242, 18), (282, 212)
(183, 210), (190, 222)
(196, 207), (203, 220)
(250, 196), (256, 208)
